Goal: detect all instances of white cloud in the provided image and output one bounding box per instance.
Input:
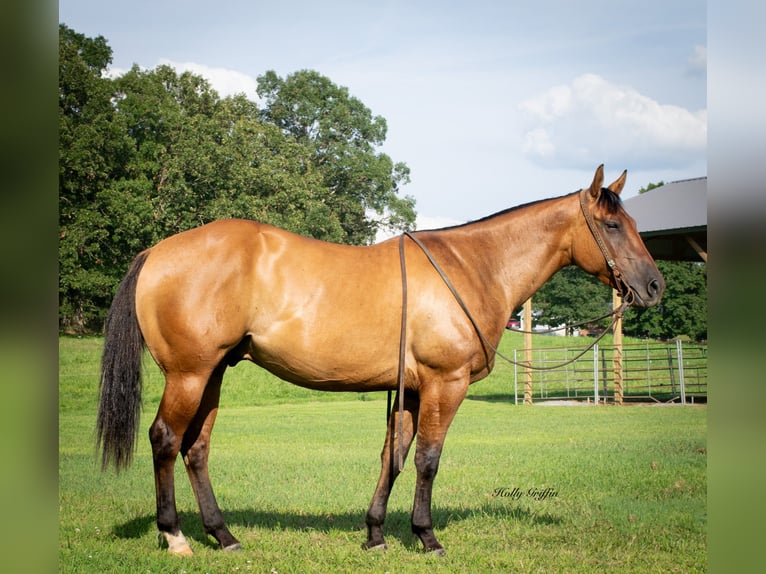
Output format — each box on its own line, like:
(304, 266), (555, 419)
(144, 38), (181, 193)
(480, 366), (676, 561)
(158, 59), (260, 101)
(519, 74), (706, 170)
(521, 128), (556, 158)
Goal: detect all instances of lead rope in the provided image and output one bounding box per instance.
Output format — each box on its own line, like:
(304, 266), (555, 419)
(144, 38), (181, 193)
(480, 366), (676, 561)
(390, 233), (407, 471)
(387, 194), (634, 457)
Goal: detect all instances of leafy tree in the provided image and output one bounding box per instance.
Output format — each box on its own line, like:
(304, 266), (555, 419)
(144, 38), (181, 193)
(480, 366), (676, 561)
(532, 260), (707, 341)
(533, 259), (707, 341)
(257, 70), (415, 244)
(112, 64), (227, 238)
(533, 267), (613, 334)
(624, 260), (707, 340)
(638, 181), (664, 194)
(59, 24), (135, 331)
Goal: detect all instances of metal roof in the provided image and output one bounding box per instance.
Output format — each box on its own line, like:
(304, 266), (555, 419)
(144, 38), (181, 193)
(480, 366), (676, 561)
(622, 177), (707, 261)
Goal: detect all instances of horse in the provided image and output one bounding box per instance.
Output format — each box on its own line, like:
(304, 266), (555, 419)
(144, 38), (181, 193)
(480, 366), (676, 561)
(97, 165), (664, 556)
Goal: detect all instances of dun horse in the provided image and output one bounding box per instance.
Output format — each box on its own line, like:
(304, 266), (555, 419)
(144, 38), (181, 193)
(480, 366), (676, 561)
(98, 165), (664, 555)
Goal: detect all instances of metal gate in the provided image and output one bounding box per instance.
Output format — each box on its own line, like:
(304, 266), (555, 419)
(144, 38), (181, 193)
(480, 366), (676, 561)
(511, 341), (707, 404)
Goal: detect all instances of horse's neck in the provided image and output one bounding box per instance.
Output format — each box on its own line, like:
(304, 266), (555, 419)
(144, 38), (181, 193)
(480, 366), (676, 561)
(446, 194), (577, 312)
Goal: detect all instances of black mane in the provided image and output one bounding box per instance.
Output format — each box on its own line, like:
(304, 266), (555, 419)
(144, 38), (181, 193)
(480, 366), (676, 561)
(436, 195), (558, 231)
(430, 187), (623, 232)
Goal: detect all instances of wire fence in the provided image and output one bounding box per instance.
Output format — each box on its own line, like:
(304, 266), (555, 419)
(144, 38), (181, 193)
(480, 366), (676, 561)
(510, 340), (707, 404)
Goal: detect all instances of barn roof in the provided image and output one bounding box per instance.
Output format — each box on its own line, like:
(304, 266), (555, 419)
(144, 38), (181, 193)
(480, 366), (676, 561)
(622, 177), (707, 261)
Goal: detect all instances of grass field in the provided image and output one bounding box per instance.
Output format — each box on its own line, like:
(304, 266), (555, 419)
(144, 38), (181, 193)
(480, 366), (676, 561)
(59, 335), (706, 572)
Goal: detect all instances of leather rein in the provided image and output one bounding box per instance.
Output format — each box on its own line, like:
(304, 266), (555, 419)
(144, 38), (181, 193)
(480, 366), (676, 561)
(388, 190), (635, 467)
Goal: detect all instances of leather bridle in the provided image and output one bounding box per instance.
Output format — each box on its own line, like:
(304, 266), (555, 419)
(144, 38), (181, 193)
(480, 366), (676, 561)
(578, 188), (636, 306)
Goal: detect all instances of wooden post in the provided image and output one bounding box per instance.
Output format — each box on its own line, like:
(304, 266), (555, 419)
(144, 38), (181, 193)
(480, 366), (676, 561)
(684, 234), (707, 262)
(612, 289), (623, 405)
(523, 298), (533, 405)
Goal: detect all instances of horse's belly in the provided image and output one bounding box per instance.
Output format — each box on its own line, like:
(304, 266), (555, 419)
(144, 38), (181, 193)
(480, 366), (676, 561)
(245, 333), (398, 392)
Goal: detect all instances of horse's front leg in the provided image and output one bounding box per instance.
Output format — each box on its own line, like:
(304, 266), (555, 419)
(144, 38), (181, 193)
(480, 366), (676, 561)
(363, 389), (419, 550)
(410, 376), (468, 555)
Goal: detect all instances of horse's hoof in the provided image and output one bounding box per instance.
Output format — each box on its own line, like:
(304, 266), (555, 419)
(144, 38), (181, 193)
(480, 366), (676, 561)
(162, 531), (194, 556)
(223, 542), (243, 552)
(361, 541), (388, 551)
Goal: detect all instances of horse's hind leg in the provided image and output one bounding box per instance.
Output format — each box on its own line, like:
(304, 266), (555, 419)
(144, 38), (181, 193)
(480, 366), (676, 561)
(149, 378), (195, 555)
(149, 367), (231, 555)
(180, 363), (241, 551)
(363, 390), (419, 550)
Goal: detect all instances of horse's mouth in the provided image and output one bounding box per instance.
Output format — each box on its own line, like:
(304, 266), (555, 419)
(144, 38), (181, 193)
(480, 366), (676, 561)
(626, 276), (665, 308)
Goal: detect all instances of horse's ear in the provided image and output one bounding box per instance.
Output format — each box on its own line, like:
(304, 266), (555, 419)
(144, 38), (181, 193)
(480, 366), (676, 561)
(607, 170), (628, 196)
(588, 164), (605, 199)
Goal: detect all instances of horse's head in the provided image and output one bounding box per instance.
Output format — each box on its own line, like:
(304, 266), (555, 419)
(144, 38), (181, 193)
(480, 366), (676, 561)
(573, 165), (665, 308)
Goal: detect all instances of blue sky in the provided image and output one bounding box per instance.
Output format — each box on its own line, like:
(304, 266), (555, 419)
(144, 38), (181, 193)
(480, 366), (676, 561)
(59, 0), (706, 233)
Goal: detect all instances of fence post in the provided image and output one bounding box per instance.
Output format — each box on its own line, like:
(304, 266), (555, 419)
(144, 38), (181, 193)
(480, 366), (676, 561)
(677, 339), (686, 404)
(513, 349), (518, 405)
(593, 343), (599, 404)
(646, 341), (652, 400)
(523, 298), (533, 405)
(612, 290), (623, 405)
(666, 347), (677, 398)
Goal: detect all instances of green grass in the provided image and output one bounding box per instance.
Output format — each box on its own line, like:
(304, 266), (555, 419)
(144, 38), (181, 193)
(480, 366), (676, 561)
(60, 336), (706, 572)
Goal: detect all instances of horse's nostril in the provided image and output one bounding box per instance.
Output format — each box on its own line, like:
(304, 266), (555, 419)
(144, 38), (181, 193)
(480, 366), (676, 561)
(648, 278), (661, 297)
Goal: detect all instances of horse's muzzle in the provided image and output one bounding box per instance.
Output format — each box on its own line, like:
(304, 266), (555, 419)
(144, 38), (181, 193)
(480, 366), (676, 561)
(632, 275), (665, 308)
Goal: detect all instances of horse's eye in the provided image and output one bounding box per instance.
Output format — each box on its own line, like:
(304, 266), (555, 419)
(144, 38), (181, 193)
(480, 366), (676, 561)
(605, 220), (620, 231)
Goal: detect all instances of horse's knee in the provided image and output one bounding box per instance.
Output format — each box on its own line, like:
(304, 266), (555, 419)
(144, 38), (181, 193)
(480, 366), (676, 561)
(415, 445), (441, 480)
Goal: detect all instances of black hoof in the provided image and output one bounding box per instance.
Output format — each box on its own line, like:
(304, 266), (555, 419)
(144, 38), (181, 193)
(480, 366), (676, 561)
(362, 540), (388, 551)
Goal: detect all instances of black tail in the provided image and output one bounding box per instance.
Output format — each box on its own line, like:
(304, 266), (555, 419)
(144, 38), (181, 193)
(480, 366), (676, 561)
(96, 251), (149, 472)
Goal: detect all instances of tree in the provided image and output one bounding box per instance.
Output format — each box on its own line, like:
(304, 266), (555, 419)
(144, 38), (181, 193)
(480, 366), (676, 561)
(59, 24), (135, 331)
(638, 181), (664, 194)
(112, 64), (227, 239)
(532, 241), (707, 341)
(257, 70), (415, 244)
(204, 94), (344, 241)
(533, 267), (613, 333)
(623, 260), (707, 340)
